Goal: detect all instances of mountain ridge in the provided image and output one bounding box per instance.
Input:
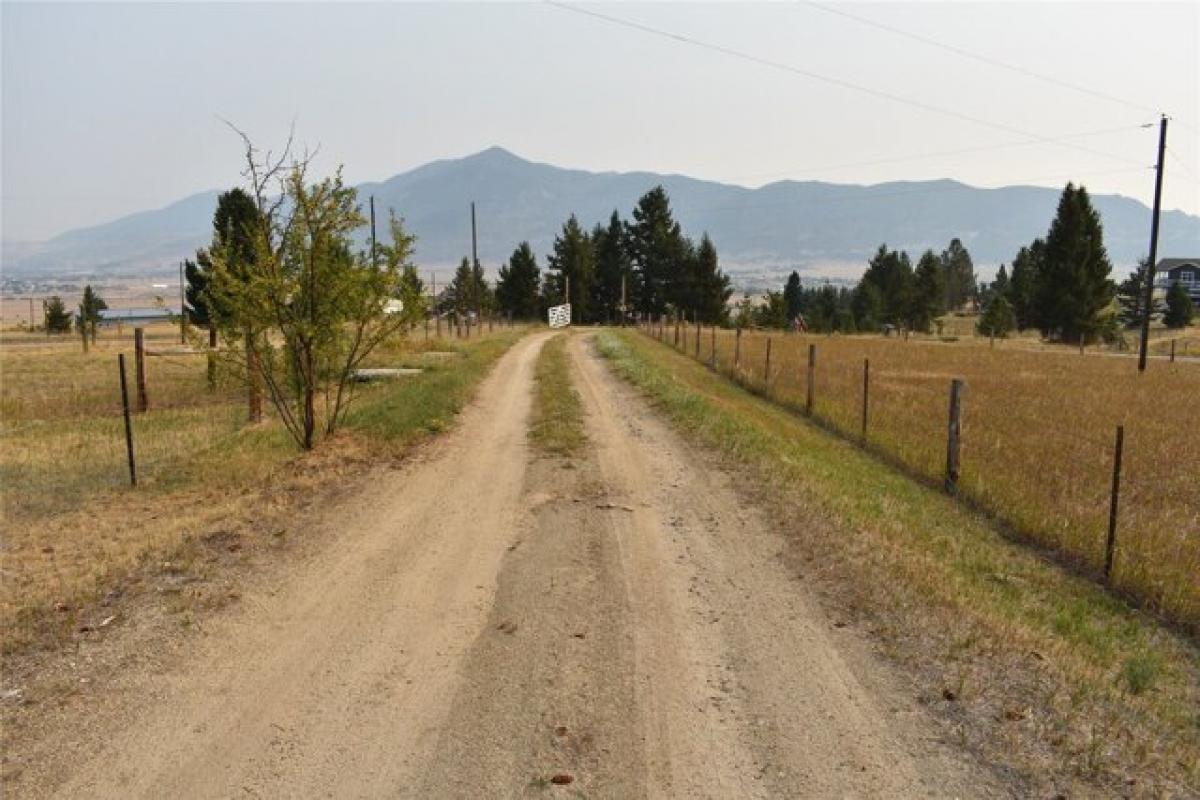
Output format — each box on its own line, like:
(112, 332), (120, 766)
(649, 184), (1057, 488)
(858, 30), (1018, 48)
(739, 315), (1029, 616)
(5, 147), (1198, 278)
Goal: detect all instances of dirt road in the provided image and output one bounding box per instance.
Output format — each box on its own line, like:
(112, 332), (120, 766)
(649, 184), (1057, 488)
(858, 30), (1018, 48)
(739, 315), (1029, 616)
(17, 331), (1003, 798)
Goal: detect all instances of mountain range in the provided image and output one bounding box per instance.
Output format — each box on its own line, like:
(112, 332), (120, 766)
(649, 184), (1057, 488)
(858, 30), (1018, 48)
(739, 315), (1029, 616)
(5, 146), (1198, 280)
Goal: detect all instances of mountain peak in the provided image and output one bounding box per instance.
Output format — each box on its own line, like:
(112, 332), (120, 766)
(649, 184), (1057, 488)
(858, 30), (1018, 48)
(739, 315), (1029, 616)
(465, 146), (525, 164)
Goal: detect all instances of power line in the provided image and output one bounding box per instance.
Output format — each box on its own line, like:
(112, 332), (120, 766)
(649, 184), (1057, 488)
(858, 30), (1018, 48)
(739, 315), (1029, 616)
(799, 1), (1165, 118)
(545, 2), (1146, 168)
(716, 123), (1149, 183)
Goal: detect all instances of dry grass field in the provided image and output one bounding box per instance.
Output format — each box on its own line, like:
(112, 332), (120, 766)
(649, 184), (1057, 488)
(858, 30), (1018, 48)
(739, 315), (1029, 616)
(649, 321), (1200, 630)
(0, 320), (525, 652)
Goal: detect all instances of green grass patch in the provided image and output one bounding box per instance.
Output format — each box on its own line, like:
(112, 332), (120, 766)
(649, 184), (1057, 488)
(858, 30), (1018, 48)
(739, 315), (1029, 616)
(528, 333), (586, 456)
(595, 329), (1200, 791)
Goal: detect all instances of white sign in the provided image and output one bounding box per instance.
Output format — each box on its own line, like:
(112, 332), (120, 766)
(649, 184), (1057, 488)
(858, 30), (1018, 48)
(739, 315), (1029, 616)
(548, 304), (571, 329)
(384, 299), (404, 315)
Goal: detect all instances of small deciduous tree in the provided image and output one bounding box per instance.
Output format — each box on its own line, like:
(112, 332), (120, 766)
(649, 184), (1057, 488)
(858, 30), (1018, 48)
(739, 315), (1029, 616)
(208, 130), (417, 450)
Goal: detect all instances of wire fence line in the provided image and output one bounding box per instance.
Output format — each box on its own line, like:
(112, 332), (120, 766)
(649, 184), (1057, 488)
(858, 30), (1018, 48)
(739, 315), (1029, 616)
(635, 317), (1200, 631)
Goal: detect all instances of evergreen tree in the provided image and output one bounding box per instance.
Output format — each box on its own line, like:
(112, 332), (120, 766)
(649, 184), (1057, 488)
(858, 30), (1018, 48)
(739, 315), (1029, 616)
(79, 285), (108, 343)
(755, 291), (789, 329)
(910, 250), (945, 333)
(625, 186), (687, 315)
(591, 211), (631, 323)
(940, 238), (976, 311)
(470, 258), (494, 314)
(1115, 258), (1155, 329)
(546, 215), (594, 323)
(449, 257), (475, 317)
(690, 233), (732, 324)
(976, 295), (1016, 337)
(850, 281), (884, 332)
(44, 296), (72, 333)
(807, 285), (842, 332)
(184, 252), (214, 327)
(858, 244), (914, 325)
(1163, 280), (1195, 328)
(783, 271), (803, 323)
(1007, 240), (1042, 330)
(496, 241), (542, 319)
(186, 188), (265, 339)
(1034, 183), (1115, 343)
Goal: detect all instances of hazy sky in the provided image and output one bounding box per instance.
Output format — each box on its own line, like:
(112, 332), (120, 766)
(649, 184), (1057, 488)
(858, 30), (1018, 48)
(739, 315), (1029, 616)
(3, 2), (1198, 243)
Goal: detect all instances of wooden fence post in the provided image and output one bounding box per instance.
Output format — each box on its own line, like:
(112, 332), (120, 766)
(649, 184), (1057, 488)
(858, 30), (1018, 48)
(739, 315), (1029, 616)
(861, 358), (870, 441)
(134, 328), (148, 413)
(764, 337), (772, 385)
(709, 326), (717, 369)
(246, 336), (263, 424)
(674, 315), (681, 348)
(734, 327), (742, 372)
(118, 354), (137, 486)
(1170, 339), (1176, 362)
(1104, 425), (1125, 579)
(945, 379), (964, 495)
(805, 344), (816, 416)
(80, 317), (89, 354)
(206, 327), (218, 391)
(694, 318), (701, 358)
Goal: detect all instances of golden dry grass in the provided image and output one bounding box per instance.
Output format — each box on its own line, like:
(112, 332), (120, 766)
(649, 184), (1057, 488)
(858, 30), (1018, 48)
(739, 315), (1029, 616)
(651, 321), (1200, 629)
(0, 320), (527, 651)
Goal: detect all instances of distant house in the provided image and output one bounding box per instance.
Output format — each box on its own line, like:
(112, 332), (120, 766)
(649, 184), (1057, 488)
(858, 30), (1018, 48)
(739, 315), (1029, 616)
(97, 306), (179, 327)
(1155, 258), (1200, 304)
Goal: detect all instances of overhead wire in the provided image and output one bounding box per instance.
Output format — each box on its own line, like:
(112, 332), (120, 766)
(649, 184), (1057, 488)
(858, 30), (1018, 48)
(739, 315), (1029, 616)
(715, 123), (1150, 184)
(545, 2), (1146, 168)
(798, 1), (1170, 120)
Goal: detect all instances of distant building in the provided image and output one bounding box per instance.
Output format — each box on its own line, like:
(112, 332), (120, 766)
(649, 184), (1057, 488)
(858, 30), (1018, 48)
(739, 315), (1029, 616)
(97, 306), (179, 327)
(1155, 258), (1200, 305)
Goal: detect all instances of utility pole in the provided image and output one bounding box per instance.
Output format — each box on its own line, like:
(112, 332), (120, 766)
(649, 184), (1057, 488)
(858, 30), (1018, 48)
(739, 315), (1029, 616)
(620, 274), (627, 327)
(179, 261), (186, 344)
(470, 202), (478, 268)
(370, 195), (378, 268)
(565, 275), (571, 325)
(28, 297), (34, 330)
(1138, 115), (1168, 373)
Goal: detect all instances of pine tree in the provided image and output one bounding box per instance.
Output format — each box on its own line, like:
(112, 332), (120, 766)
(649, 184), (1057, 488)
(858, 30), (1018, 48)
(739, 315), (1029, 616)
(940, 238), (976, 311)
(1034, 183), (1116, 343)
(625, 186), (687, 316)
(910, 249), (945, 333)
(783, 271), (803, 323)
(858, 244), (914, 326)
(79, 285), (108, 343)
(470, 258), (494, 315)
(1007, 240), (1042, 330)
(449, 257), (475, 317)
(1163, 280), (1196, 328)
(976, 295), (1016, 337)
(184, 252), (214, 327)
(850, 281), (884, 332)
(1115, 258), (1154, 329)
(591, 211), (631, 323)
(186, 188), (265, 341)
(496, 242), (542, 319)
(691, 233), (732, 324)
(547, 215), (594, 323)
(755, 291), (789, 329)
(44, 296), (73, 333)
